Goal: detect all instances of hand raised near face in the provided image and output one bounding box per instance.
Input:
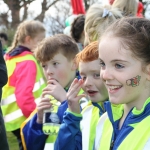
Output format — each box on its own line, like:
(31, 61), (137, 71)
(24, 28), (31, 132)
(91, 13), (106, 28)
(42, 79), (67, 103)
(67, 78), (85, 114)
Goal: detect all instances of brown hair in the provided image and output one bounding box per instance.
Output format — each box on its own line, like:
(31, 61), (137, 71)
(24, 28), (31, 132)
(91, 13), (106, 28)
(9, 20), (45, 52)
(75, 41), (98, 66)
(35, 34), (79, 63)
(100, 17), (150, 66)
(84, 4), (123, 45)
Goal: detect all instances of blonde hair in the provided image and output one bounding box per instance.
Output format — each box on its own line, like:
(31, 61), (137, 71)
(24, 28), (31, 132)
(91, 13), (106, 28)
(9, 20), (45, 52)
(84, 4), (122, 45)
(112, 0), (138, 16)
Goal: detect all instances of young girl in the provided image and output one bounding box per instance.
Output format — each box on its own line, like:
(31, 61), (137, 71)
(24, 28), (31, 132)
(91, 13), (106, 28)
(95, 17), (150, 149)
(1, 20), (46, 150)
(84, 3), (122, 46)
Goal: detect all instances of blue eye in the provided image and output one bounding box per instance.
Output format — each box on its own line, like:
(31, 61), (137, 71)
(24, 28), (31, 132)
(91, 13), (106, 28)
(53, 62), (58, 66)
(94, 73), (100, 79)
(99, 61), (105, 68)
(81, 76), (86, 81)
(115, 63), (124, 69)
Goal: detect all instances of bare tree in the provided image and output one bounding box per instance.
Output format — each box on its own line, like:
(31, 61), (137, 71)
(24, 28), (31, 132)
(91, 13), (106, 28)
(2, 0), (35, 28)
(44, 0), (71, 35)
(0, 0), (101, 39)
(1, 0), (61, 29)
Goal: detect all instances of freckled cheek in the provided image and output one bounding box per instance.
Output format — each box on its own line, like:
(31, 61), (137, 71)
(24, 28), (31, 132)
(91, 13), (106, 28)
(57, 69), (69, 82)
(43, 71), (48, 80)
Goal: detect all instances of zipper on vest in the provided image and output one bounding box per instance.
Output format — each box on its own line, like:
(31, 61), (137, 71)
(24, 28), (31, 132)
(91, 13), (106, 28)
(110, 140), (114, 150)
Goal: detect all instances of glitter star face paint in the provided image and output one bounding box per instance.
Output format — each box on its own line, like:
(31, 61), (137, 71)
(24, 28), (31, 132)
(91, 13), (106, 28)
(126, 75), (141, 87)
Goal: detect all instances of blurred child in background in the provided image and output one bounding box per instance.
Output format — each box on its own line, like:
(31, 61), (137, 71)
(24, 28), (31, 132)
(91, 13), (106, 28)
(84, 4), (122, 46)
(1, 20), (46, 150)
(71, 14), (85, 51)
(0, 32), (8, 55)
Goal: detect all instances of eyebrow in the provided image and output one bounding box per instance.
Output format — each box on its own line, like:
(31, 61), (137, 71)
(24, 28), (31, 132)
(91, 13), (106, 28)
(80, 70), (100, 75)
(99, 58), (128, 63)
(111, 59), (128, 63)
(51, 58), (60, 62)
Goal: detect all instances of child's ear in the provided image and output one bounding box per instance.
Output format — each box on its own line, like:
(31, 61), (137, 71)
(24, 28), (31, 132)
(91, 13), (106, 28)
(24, 36), (31, 44)
(71, 59), (78, 71)
(146, 64), (150, 81)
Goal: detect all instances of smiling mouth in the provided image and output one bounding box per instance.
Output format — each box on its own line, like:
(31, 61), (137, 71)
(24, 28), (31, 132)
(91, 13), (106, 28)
(108, 85), (122, 91)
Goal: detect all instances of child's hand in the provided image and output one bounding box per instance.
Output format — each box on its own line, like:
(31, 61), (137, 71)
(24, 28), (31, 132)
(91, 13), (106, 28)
(42, 79), (67, 103)
(67, 78), (85, 114)
(36, 94), (52, 124)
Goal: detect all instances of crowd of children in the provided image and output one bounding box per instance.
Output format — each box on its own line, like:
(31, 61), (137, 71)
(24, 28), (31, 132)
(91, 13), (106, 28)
(1, 0), (150, 150)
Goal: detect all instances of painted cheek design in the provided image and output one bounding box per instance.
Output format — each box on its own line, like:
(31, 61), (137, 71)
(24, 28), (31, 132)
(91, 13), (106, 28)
(126, 75), (141, 87)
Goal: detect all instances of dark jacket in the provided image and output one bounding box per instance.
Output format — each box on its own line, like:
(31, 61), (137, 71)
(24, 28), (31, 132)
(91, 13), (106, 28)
(0, 41), (9, 150)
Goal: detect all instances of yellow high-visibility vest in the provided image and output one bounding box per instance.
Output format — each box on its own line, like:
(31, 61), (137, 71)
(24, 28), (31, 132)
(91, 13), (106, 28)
(1, 53), (46, 131)
(95, 98), (150, 150)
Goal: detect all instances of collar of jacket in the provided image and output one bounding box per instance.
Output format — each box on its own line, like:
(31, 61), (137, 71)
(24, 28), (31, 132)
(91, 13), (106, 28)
(105, 97), (150, 149)
(8, 45), (31, 57)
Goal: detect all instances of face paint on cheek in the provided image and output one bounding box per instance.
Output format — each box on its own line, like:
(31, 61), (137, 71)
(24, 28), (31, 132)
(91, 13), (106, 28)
(126, 75), (141, 87)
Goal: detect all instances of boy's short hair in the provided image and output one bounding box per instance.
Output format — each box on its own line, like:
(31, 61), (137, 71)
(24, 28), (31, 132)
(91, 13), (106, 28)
(71, 14), (85, 42)
(34, 34), (79, 63)
(0, 33), (8, 41)
(75, 41), (98, 66)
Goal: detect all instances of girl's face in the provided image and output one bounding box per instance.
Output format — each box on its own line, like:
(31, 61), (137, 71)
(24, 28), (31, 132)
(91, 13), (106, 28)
(30, 32), (45, 51)
(99, 36), (150, 109)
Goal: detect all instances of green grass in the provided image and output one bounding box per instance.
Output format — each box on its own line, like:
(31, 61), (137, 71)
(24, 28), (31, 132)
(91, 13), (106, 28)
(7, 132), (19, 150)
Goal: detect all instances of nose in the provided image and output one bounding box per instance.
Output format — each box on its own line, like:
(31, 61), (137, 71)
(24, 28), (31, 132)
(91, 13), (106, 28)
(46, 66), (54, 77)
(84, 77), (92, 87)
(100, 67), (113, 81)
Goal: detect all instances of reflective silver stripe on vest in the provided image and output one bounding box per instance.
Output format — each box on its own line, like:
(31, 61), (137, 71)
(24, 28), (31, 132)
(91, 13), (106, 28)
(1, 94), (16, 105)
(143, 138), (150, 150)
(81, 105), (93, 150)
(1, 78), (45, 106)
(35, 97), (41, 105)
(44, 143), (54, 150)
(3, 109), (23, 123)
(33, 78), (45, 92)
(94, 112), (108, 150)
(80, 97), (89, 109)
